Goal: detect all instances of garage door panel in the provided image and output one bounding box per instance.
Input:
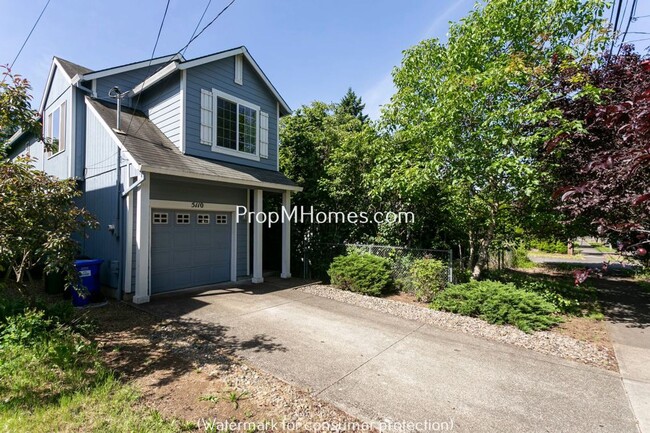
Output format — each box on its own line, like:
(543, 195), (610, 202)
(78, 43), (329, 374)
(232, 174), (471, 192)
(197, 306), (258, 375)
(151, 208), (232, 294)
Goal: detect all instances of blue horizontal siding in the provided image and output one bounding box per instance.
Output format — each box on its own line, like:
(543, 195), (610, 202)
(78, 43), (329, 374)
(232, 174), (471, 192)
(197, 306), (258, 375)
(139, 74), (181, 148)
(185, 56), (279, 171)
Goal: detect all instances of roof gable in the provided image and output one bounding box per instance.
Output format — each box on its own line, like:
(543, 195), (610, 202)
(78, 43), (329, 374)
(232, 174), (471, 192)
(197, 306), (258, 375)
(179, 47), (291, 115)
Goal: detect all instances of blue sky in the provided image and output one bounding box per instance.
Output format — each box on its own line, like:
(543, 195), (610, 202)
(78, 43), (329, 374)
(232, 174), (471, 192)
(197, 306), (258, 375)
(2, 0), (649, 120)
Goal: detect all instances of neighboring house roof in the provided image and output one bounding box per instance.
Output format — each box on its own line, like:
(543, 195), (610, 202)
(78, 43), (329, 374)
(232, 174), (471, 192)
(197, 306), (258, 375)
(53, 56), (92, 79)
(86, 97), (301, 191)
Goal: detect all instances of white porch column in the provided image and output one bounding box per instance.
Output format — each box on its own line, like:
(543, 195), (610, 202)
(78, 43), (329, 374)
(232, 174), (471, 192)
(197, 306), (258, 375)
(123, 189), (134, 293)
(252, 189), (264, 283)
(281, 190), (291, 279)
(133, 176), (150, 303)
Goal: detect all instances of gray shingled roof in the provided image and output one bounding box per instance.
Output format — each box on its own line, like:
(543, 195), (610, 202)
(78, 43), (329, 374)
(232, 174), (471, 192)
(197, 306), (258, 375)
(87, 97), (300, 191)
(54, 57), (93, 78)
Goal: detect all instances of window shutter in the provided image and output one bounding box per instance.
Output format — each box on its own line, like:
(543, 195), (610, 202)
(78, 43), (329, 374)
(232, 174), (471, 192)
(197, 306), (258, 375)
(59, 101), (66, 152)
(235, 55), (243, 85)
(200, 89), (213, 145)
(260, 111), (269, 158)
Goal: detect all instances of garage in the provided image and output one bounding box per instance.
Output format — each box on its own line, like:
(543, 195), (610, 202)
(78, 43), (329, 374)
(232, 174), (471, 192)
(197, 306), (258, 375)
(150, 209), (232, 293)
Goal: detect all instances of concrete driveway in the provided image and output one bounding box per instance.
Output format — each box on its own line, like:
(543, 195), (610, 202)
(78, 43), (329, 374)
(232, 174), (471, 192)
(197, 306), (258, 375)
(142, 279), (638, 433)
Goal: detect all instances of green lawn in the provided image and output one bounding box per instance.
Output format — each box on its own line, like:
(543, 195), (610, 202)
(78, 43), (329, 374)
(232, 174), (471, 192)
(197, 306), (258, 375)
(0, 295), (184, 433)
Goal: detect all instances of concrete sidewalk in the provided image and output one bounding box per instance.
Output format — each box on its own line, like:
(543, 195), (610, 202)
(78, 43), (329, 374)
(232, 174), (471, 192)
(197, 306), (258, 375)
(143, 279), (638, 433)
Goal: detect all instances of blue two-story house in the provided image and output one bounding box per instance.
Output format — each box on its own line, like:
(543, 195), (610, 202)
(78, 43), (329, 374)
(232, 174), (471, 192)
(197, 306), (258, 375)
(8, 47), (301, 303)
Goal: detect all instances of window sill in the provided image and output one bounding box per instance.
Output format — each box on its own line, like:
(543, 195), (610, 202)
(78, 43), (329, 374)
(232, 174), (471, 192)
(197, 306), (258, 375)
(47, 149), (65, 160)
(211, 145), (260, 162)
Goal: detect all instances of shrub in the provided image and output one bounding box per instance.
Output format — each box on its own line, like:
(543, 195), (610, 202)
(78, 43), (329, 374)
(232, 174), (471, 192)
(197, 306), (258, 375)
(401, 258), (447, 302)
(485, 270), (597, 316)
(512, 247), (536, 269)
(431, 280), (561, 332)
(328, 252), (392, 296)
(529, 239), (567, 254)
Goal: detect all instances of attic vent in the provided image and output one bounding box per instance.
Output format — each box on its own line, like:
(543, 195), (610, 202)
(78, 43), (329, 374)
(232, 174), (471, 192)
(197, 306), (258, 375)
(235, 54), (243, 85)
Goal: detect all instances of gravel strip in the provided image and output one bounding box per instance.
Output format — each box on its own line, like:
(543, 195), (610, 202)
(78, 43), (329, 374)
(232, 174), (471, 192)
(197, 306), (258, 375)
(298, 284), (617, 371)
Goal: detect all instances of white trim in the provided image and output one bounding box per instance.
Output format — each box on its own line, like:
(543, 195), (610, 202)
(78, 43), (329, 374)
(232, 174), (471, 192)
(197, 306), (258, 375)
(276, 101), (280, 171)
(212, 88), (261, 161)
(213, 89), (260, 111)
(81, 54), (184, 81)
(134, 176), (151, 304)
(252, 189), (264, 284)
(179, 48), (244, 70)
(230, 212), (238, 282)
(142, 165), (303, 192)
(234, 54), (243, 85)
(180, 70), (187, 153)
(39, 58), (73, 113)
(85, 97), (142, 170)
(124, 180), (134, 294)
(246, 189), (251, 276)
(45, 100), (67, 158)
(127, 62), (179, 97)
(91, 79), (97, 98)
(150, 200), (238, 212)
(179, 47), (291, 114)
(69, 88), (76, 178)
(212, 145), (261, 161)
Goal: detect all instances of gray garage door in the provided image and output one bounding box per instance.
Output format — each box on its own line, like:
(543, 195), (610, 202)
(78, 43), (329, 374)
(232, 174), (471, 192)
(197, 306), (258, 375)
(151, 209), (231, 293)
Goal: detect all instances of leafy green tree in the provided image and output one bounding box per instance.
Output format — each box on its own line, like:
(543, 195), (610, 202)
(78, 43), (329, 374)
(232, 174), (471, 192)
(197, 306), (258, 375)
(336, 87), (369, 123)
(0, 66), (41, 156)
(377, 0), (609, 277)
(0, 67), (96, 286)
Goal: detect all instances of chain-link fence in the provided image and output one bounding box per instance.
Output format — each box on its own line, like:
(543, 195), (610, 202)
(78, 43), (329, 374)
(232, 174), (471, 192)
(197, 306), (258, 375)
(301, 242), (453, 283)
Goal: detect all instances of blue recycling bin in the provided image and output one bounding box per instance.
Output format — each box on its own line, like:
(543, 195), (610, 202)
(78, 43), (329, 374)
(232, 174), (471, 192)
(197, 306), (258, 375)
(71, 259), (104, 307)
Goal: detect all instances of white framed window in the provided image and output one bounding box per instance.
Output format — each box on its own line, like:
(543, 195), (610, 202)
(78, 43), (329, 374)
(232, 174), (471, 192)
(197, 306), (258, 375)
(201, 89), (263, 160)
(46, 101), (66, 156)
(215, 214), (228, 225)
(197, 214), (210, 224)
(176, 213), (190, 224)
(153, 212), (168, 224)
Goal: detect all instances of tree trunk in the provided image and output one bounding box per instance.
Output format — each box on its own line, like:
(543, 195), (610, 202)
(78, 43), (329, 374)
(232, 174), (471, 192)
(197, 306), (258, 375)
(471, 224), (495, 280)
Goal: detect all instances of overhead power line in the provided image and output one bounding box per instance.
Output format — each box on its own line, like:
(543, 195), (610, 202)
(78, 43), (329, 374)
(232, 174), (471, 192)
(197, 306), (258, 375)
(182, 0), (214, 56)
(123, 0), (172, 137)
(126, 0), (238, 139)
(9, 0), (52, 70)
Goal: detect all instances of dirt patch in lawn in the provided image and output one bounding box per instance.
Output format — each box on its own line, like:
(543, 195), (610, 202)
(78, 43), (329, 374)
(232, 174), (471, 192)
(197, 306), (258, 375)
(85, 301), (371, 431)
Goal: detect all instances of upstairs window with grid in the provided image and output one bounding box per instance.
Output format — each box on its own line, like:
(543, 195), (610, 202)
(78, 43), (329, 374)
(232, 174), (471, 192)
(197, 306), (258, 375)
(200, 89), (265, 157)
